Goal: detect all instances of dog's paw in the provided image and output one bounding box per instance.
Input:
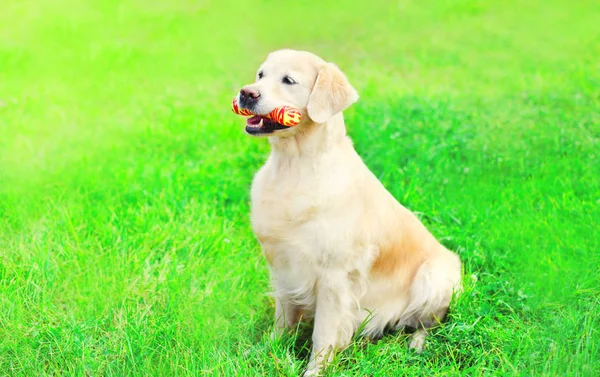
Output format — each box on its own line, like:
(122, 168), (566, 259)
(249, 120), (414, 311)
(270, 328), (284, 341)
(408, 330), (427, 353)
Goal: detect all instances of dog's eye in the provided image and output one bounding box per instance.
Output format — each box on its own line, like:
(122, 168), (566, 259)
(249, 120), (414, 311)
(257, 71), (264, 79)
(282, 76), (297, 85)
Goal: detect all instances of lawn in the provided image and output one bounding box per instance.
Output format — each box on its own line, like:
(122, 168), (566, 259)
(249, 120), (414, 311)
(1, 0), (599, 376)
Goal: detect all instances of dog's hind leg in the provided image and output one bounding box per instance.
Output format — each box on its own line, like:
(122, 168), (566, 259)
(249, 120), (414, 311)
(404, 250), (461, 352)
(408, 305), (449, 353)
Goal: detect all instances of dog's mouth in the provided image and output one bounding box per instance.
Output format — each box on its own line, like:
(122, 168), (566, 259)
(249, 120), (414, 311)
(245, 115), (288, 136)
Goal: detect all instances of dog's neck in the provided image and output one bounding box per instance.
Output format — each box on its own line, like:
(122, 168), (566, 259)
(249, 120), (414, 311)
(268, 113), (347, 159)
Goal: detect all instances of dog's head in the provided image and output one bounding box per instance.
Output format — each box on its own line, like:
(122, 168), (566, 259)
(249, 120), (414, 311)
(237, 49), (359, 137)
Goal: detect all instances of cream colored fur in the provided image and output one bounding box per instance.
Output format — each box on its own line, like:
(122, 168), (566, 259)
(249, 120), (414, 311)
(237, 49), (462, 376)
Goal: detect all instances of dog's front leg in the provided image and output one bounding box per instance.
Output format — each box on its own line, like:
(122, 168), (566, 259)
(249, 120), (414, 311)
(304, 271), (356, 377)
(273, 294), (302, 337)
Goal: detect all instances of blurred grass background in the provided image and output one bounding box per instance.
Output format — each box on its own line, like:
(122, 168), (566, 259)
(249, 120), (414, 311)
(0, 0), (599, 376)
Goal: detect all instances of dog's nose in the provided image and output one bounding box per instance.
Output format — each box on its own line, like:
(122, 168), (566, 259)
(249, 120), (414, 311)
(239, 87), (260, 107)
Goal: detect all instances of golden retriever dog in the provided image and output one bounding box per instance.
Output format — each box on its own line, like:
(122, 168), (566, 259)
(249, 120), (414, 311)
(236, 49), (462, 376)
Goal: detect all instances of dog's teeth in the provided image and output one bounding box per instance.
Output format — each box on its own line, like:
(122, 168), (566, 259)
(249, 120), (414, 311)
(248, 118), (264, 129)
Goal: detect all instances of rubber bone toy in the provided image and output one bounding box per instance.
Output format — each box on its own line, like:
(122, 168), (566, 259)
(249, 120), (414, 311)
(232, 98), (302, 127)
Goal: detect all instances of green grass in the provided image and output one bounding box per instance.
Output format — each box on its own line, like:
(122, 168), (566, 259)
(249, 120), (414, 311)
(1, 0), (599, 375)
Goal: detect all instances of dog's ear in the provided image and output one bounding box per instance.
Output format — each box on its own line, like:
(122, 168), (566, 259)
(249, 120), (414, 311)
(307, 63), (359, 124)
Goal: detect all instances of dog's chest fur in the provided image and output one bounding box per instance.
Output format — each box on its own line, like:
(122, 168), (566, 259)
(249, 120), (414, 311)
(249, 140), (375, 303)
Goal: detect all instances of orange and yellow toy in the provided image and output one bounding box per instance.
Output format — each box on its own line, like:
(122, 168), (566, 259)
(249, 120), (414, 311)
(232, 98), (302, 127)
